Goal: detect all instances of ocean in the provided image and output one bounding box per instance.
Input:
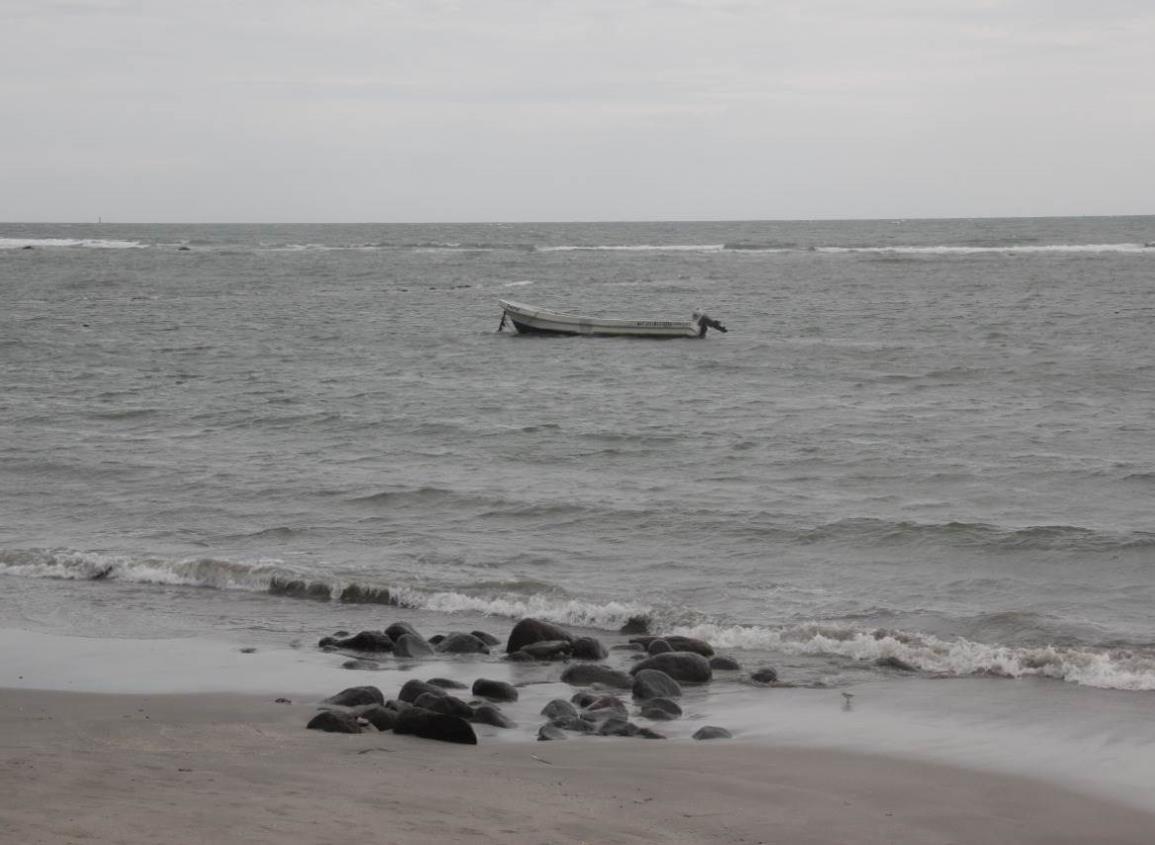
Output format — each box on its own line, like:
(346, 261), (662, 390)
(2, 217), (1155, 796)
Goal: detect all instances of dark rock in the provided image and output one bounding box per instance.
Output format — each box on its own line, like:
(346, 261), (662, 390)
(692, 726), (732, 741)
(334, 631), (350, 638)
(338, 584), (396, 605)
(619, 615), (651, 635)
(664, 636), (715, 657)
(385, 622), (423, 643)
(323, 685), (385, 707)
(269, 577), (331, 601)
(341, 659), (380, 671)
(358, 705), (396, 731)
(384, 699), (412, 714)
(472, 678), (518, 702)
(710, 656), (742, 671)
(437, 632), (490, 655)
(393, 634), (435, 658)
(398, 679), (447, 703)
(427, 677), (468, 690)
(414, 692), (474, 720)
(471, 704), (515, 728)
(632, 669), (682, 701)
(393, 708), (478, 744)
(750, 667), (779, 684)
(428, 634), (445, 645)
(331, 631), (394, 653)
(517, 640), (573, 660)
(470, 630), (501, 646)
(570, 637), (608, 661)
(559, 664), (633, 689)
(541, 699), (579, 721)
(638, 727), (667, 739)
(597, 718), (640, 737)
(875, 656), (918, 672)
(537, 724), (567, 741)
(582, 696), (628, 721)
(570, 691), (598, 708)
(239, 647), (257, 654)
(506, 618), (574, 653)
(639, 698), (682, 720)
(647, 639), (673, 655)
(307, 710), (362, 733)
(274, 697), (292, 704)
(551, 716), (596, 734)
(505, 650), (536, 663)
(629, 652), (713, 684)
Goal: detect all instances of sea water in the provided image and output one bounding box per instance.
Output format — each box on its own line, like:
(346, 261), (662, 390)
(2, 218), (1154, 799)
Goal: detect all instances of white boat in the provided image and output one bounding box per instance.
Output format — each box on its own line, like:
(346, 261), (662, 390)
(498, 300), (727, 339)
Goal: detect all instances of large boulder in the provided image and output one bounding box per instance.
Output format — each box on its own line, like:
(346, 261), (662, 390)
(559, 664), (633, 689)
(750, 667), (779, 684)
(393, 709), (478, 744)
(647, 639), (673, 655)
(393, 634), (435, 658)
(629, 652), (712, 684)
(437, 632), (490, 655)
(398, 679), (448, 703)
(307, 710), (362, 733)
(597, 718), (640, 737)
(323, 685), (385, 707)
(506, 618), (573, 653)
(472, 678), (518, 702)
(632, 669), (682, 701)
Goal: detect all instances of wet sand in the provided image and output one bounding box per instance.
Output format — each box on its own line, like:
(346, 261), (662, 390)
(2, 687), (1153, 845)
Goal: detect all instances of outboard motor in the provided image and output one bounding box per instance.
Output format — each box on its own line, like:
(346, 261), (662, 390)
(693, 310), (728, 337)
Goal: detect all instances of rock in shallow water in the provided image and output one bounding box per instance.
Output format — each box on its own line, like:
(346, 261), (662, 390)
(632, 669), (682, 701)
(323, 685), (385, 707)
(393, 634), (435, 658)
(629, 652), (712, 684)
(560, 664), (633, 689)
(692, 726), (732, 741)
(307, 710), (362, 734)
(398, 679), (447, 703)
(506, 618), (574, 653)
(472, 678), (518, 702)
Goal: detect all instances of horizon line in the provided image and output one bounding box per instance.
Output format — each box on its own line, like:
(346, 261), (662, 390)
(2, 212), (1154, 227)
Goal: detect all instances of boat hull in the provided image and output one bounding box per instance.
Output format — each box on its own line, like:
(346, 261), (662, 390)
(500, 300), (702, 339)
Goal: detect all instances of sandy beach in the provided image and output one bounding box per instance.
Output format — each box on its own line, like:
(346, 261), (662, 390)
(2, 687), (1153, 845)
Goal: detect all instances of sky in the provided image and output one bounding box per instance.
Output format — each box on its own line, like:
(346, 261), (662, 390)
(1, 0), (1153, 223)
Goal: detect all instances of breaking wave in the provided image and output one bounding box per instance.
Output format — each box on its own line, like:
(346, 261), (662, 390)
(0, 237), (147, 250)
(5, 548), (1154, 691)
(672, 622), (1155, 691)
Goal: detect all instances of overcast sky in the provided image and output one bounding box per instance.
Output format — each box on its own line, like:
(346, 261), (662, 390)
(2, 0), (1153, 222)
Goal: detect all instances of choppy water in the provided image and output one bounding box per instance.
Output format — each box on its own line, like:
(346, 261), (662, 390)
(2, 217), (1154, 691)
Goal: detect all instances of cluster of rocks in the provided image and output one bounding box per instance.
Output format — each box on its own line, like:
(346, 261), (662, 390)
(307, 676), (521, 744)
(308, 616), (781, 743)
(318, 621), (501, 665)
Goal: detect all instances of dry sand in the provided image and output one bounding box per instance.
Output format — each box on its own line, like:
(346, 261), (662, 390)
(1, 688), (1151, 845)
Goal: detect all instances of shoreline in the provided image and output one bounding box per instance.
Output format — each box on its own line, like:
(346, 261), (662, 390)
(3, 686), (1155, 844)
(4, 624), (1155, 816)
